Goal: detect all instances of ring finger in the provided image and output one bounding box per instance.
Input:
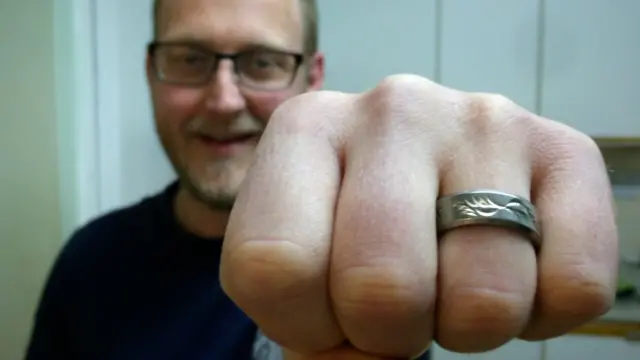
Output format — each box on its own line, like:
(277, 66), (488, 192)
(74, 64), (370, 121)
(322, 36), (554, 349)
(434, 96), (538, 353)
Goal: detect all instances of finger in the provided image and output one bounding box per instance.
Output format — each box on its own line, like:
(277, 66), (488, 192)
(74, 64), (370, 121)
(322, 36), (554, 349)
(220, 92), (353, 353)
(435, 94), (537, 353)
(518, 121), (617, 340)
(329, 83), (440, 358)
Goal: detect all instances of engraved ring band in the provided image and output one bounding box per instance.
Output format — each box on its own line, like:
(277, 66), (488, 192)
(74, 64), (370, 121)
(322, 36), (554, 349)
(435, 190), (541, 249)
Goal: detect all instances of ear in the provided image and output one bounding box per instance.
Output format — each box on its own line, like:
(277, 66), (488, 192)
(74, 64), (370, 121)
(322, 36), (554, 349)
(305, 52), (325, 91)
(145, 54), (155, 86)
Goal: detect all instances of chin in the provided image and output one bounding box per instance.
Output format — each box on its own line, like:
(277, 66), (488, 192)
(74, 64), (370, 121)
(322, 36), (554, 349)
(200, 190), (237, 211)
(182, 178), (237, 210)
(183, 161), (249, 211)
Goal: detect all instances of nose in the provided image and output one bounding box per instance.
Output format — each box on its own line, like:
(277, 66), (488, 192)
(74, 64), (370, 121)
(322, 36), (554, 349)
(204, 60), (246, 115)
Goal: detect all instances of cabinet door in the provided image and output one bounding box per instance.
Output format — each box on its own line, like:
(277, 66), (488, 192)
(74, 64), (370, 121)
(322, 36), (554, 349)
(318, 0), (437, 92)
(541, 0), (640, 137)
(439, 0), (541, 112)
(546, 335), (640, 360)
(431, 340), (543, 360)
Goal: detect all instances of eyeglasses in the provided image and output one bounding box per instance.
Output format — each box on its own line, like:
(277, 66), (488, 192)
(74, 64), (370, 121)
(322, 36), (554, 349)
(147, 42), (305, 91)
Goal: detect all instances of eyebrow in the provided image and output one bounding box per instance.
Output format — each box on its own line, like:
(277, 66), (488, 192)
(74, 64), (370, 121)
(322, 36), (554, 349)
(156, 37), (301, 55)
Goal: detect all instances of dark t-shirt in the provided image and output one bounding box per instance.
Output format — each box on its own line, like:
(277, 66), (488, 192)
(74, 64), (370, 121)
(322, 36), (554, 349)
(25, 182), (256, 359)
(25, 181), (430, 359)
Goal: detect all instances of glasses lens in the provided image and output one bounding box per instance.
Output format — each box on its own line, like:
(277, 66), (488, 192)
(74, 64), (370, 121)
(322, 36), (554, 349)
(154, 45), (212, 84)
(237, 51), (298, 90)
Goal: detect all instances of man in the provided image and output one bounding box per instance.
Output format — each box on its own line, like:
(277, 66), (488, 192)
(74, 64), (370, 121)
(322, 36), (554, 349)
(26, 0), (618, 359)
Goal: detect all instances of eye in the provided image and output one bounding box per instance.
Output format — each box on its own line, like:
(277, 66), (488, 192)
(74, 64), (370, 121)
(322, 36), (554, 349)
(179, 52), (208, 65)
(251, 55), (277, 69)
(237, 51), (297, 85)
(158, 46), (208, 67)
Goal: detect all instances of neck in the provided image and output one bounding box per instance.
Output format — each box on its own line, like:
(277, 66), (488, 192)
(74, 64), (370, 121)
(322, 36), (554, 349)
(174, 185), (230, 239)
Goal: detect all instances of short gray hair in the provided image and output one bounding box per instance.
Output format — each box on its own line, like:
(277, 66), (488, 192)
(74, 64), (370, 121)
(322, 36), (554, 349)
(152, 0), (319, 54)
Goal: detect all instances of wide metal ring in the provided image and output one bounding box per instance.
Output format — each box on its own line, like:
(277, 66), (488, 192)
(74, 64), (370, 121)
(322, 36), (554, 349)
(436, 189), (541, 249)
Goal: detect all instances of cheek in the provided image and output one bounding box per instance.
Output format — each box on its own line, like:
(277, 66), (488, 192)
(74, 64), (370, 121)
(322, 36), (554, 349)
(152, 86), (204, 133)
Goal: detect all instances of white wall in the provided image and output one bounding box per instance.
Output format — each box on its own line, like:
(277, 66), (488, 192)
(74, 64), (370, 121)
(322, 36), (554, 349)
(0, 1), (62, 359)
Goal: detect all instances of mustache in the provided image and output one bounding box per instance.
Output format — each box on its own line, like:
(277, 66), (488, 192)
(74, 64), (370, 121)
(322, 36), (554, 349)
(186, 115), (266, 136)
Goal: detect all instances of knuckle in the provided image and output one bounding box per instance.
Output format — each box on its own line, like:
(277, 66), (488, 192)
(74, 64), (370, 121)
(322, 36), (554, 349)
(436, 287), (529, 352)
(464, 92), (530, 136)
(531, 119), (607, 175)
(486, 92), (520, 113)
(365, 75), (429, 115)
(462, 94), (495, 137)
(546, 121), (597, 152)
(220, 240), (319, 304)
(541, 270), (615, 319)
(368, 74), (452, 107)
(440, 286), (530, 334)
(376, 73), (438, 92)
(269, 90), (350, 137)
(360, 75), (459, 135)
(568, 128), (602, 157)
(333, 266), (433, 320)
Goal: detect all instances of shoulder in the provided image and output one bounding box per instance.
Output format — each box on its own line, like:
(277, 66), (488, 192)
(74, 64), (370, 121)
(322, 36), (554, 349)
(65, 195), (160, 258)
(52, 185), (175, 281)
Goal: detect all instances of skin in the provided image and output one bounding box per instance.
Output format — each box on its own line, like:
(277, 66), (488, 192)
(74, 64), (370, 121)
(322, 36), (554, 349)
(149, 0), (619, 359)
(222, 77), (618, 359)
(148, 0), (324, 239)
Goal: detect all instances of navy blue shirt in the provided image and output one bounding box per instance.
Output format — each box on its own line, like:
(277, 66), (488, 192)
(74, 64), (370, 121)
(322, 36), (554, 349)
(25, 182), (256, 359)
(25, 181), (430, 359)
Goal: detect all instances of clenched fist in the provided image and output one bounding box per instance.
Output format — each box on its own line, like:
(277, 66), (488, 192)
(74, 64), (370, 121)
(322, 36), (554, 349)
(220, 75), (618, 359)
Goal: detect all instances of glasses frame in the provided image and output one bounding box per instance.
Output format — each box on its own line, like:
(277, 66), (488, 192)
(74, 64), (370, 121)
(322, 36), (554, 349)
(147, 41), (306, 91)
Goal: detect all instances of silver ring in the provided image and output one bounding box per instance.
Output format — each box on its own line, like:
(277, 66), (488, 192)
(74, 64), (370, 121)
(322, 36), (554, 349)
(436, 189), (541, 248)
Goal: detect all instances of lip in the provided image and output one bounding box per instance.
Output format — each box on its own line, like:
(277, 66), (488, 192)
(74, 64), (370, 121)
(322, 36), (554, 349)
(195, 133), (259, 156)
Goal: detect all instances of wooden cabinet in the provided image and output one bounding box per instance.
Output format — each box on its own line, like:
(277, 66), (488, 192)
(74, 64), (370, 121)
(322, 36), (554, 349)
(432, 334), (640, 360)
(540, 0), (640, 137)
(431, 320), (640, 359)
(439, 0), (640, 137)
(431, 340), (543, 360)
(546, 335), (640, 360)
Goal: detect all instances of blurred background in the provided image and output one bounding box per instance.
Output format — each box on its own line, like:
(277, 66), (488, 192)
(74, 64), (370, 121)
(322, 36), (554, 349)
(1, 0), (639, 359)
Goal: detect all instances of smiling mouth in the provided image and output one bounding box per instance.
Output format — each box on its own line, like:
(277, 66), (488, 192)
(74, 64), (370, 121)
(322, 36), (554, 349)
(198, 134), (257, 144)
(195, 133), (260, 154)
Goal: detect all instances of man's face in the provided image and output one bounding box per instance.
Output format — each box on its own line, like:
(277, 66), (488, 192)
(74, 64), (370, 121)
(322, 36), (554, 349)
(147, 0), (324, 209)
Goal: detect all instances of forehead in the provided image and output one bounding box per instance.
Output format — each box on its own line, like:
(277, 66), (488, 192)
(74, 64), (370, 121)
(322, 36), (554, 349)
(157, 0), (304, 52)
